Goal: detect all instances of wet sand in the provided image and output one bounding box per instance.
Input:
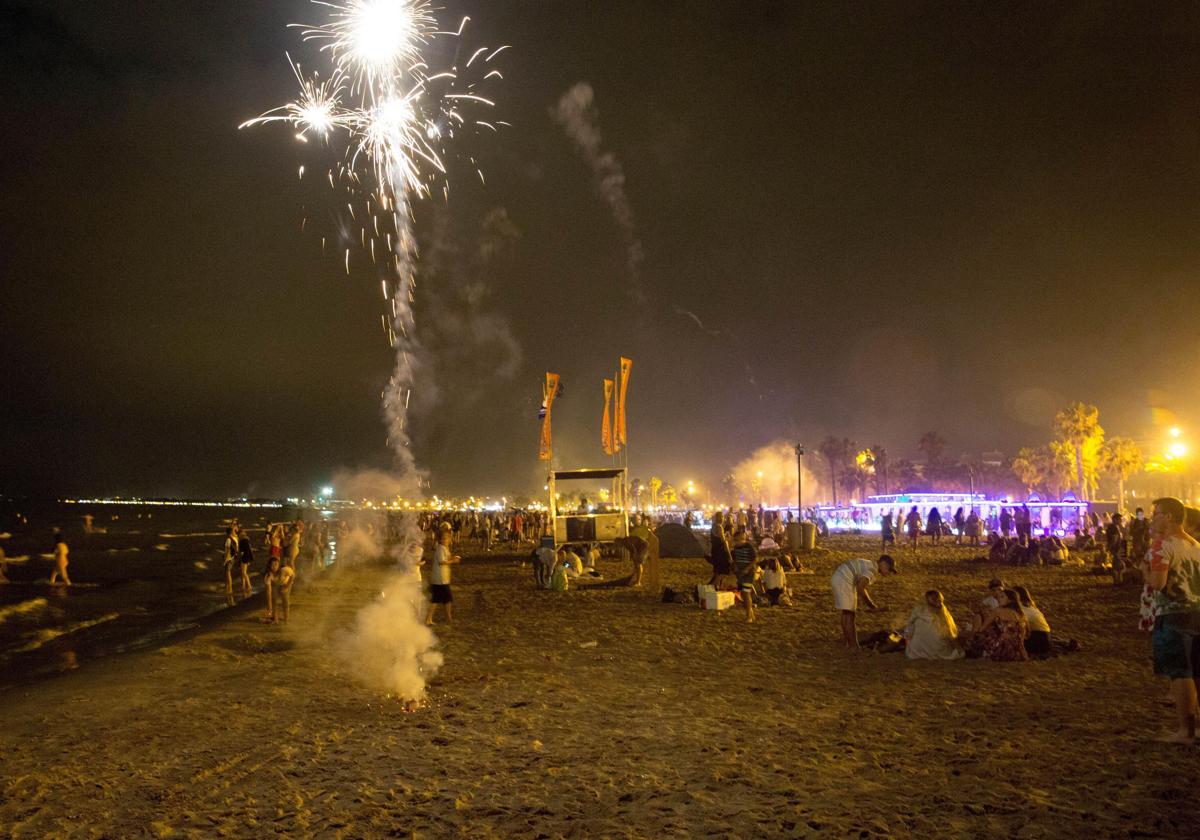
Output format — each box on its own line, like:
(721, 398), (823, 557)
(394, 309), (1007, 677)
(1, 536), (1197, 838)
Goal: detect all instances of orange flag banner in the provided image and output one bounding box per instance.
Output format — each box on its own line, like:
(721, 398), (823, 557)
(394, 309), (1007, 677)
(539, 372), (560, 461)
(602, 378), (615, 455)
(616, 356), (632, 446)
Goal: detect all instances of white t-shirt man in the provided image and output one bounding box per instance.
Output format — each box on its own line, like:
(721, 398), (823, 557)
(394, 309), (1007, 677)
(430, 543), (452, 585)
(831, 558), (877, 612)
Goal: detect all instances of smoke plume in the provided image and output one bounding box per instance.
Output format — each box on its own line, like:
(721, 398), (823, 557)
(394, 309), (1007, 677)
(730, 440), (822, 509)
(553, 82), (645, 302)
(336, 512), (442, 703)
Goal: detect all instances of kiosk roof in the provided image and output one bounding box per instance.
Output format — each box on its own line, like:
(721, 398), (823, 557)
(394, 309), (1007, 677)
(551, 468), (626, 481)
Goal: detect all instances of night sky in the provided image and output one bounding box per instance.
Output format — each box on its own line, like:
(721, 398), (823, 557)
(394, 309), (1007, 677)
(2, 0), (1198, 499)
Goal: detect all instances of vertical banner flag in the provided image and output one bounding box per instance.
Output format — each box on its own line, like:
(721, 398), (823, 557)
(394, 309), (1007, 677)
(602, 378), (615, 455)
(616, 356), (632, 446)
(539, 372), (560, 461)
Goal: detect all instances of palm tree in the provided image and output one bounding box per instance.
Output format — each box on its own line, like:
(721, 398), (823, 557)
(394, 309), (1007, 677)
(870, 445), (889, 494)
(1100, 437), (1144, 510)
(1053, 403), (1104, 501)
(1012, 447), (1041, 494)
(649, 476), (662, 510)
(853, 449), (876, 500)
(1042, 441), (1077, 498)
(918, 431), (947, 465)
(895, 459), (921, 492)
(720, 473), (740, 505)
(818, 436), (854, 506)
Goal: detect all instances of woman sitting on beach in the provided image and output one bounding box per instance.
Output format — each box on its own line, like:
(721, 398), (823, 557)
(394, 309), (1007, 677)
(1012, 585), (1052, 657)
(903, 590), (964, 660)
(965, 588), (1028, 661)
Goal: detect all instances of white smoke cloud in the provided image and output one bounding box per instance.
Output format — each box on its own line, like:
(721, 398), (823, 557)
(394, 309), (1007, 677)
(336, 512), (443, 703)
(553, 82), (645, 302)
(730, 440), (822, 509)
(330, 467), (422, 502)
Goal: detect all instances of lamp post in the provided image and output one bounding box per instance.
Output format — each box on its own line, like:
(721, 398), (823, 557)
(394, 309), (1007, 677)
(795, 443), (805, 521)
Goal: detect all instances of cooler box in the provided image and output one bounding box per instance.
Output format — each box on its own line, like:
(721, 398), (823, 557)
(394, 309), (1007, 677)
(703, 590), (735, 611)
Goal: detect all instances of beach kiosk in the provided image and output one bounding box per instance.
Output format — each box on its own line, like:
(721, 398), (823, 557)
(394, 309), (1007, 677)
(547, 467), (629, 547)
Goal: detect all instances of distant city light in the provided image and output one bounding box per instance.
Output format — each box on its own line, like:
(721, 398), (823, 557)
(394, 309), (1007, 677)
(1169, 442), (1187, 458)
(321, 486), (335, 497)
(1170, 426), (1182, 438)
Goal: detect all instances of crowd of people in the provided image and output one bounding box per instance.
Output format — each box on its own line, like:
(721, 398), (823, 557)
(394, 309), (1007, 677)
(219, 518), (335, 622)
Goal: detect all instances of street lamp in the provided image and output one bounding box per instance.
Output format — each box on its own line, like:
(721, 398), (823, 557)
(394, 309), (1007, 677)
(795, 443), (805, 521)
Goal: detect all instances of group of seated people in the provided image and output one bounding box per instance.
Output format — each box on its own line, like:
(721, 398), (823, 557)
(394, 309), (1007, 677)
(898, 578), (1074, 661)
(986, 534), (1069, 566)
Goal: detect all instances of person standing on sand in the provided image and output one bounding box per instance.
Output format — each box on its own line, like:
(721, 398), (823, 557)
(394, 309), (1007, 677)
(830, 555), (897, 648)
(236, 529), (254, 599)
(880, 513), (896, 551)
(264, 555), (295, 623)
(731, 528), (759, 623)
(222, 526), (239, 605)
(904, 507), (922, 550)
(286, 521), (304, 569)
(1145, 497), (1200, 744)
(426, 529), (460, 625)
(927, 507), (944, 546)
(48, 534), (72, 587)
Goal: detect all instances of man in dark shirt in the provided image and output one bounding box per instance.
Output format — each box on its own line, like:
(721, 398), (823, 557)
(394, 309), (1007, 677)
(1106, 512), (1128, 582)
(1129, 507), (1151, 563)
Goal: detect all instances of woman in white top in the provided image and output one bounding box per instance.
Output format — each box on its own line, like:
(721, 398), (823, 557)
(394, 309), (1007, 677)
(903, 590), (963, 660)
(1012, 585), (1051, 657)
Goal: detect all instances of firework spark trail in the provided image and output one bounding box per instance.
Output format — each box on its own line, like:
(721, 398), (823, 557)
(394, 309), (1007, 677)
(553, 82), (645, 304)
(241, 0), (505, 480)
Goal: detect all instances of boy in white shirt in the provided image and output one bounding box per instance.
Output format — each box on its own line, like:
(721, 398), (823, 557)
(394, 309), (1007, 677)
(426, 529), (460, 625)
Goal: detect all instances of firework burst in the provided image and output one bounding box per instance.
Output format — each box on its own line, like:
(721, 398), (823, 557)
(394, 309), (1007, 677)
(242, 0), (506, 475)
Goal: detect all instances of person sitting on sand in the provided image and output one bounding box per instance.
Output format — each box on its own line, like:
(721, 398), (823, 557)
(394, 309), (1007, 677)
(761, 555), (787, 606)
(49, 534), (71, 587)
(426, 529), (460, 625)
(831, 555), (898, 649)
(965, 588), (1028, 661)
(560, 547), (585, 578)
(263, 555), (295, 623)
(1011, 585), (1051, 657)
(903, 590), (964, 660)
(731, 528), (759, 623)
(988, 538), (1010, 564)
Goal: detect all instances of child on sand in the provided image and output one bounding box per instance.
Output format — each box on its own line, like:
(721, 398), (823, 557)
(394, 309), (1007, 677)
(49, 535), (71, 586)
(426, 529), (460, 625)
(264, 556), (295, 623)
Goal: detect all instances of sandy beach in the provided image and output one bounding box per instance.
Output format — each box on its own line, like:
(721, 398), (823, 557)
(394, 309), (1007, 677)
(2, 535), (1198, 838)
